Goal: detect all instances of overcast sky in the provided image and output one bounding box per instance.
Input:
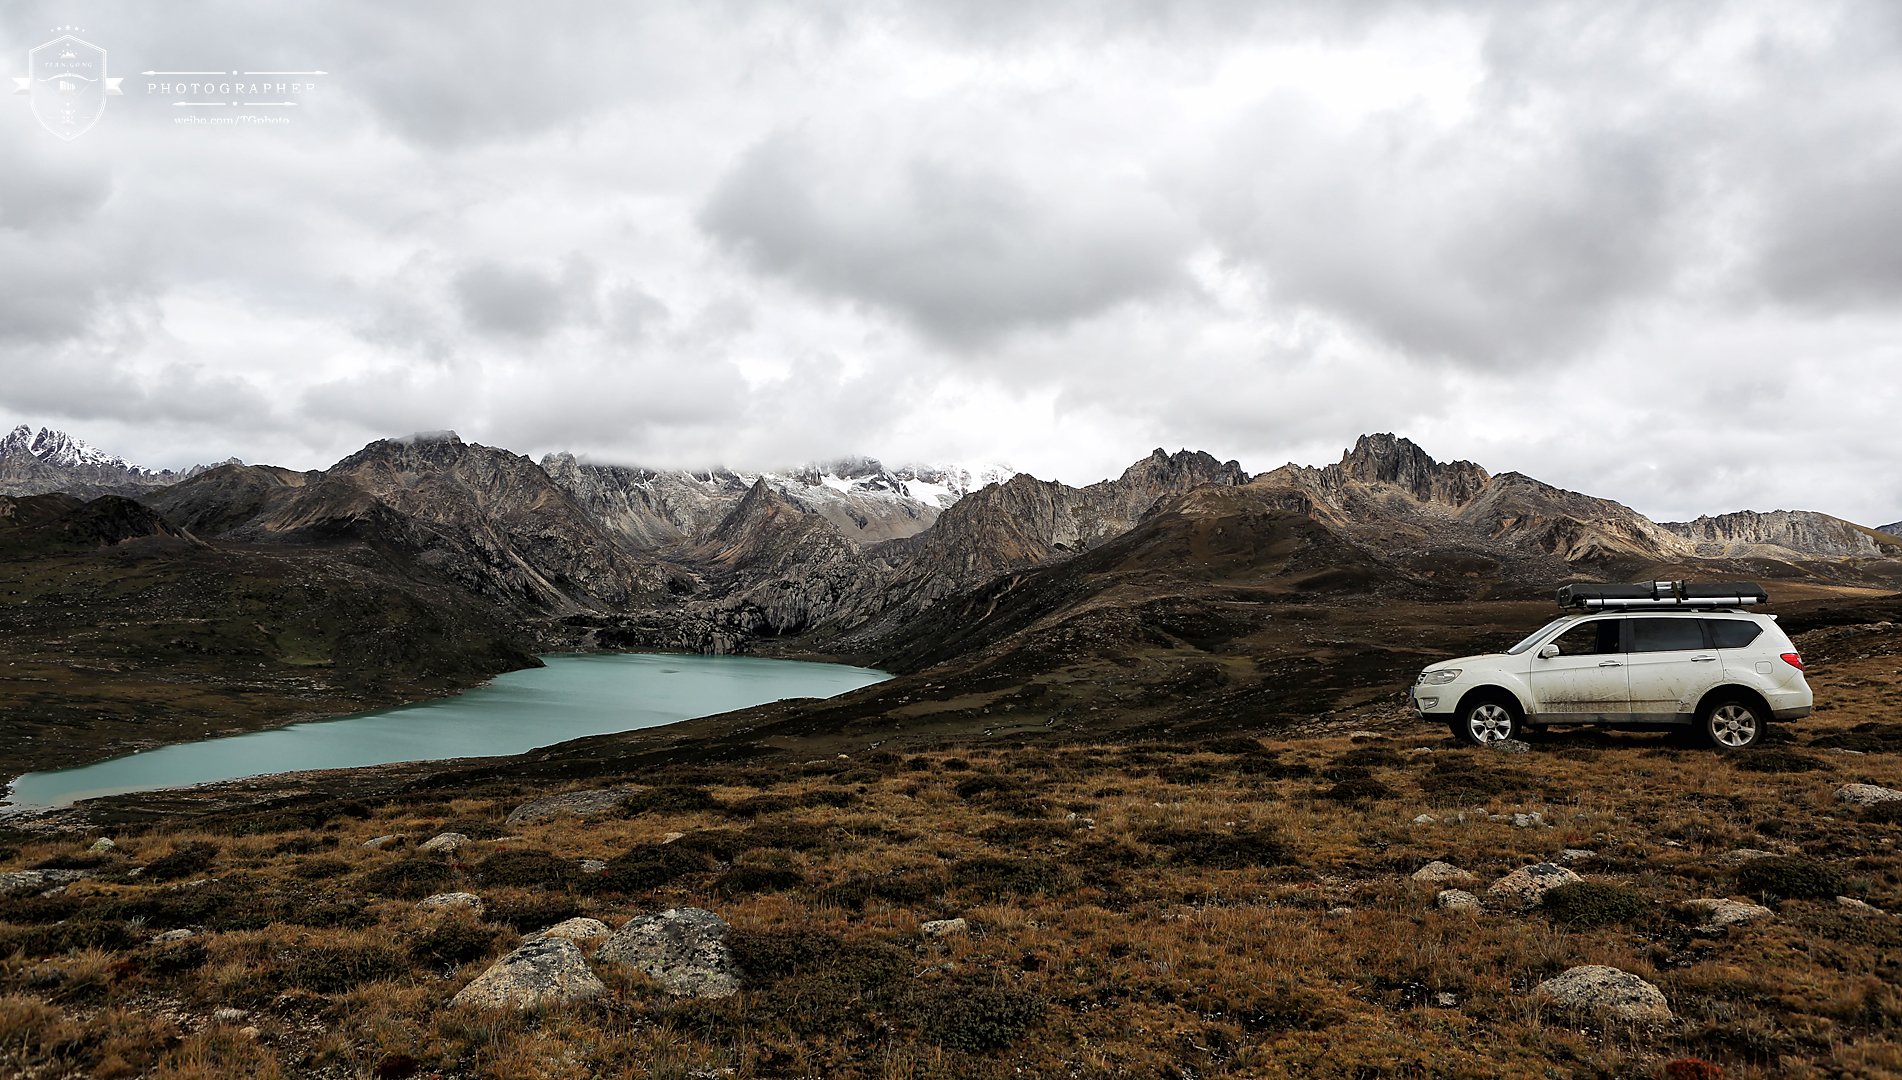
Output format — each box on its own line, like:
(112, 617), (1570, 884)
(3, 1), (1899, 524)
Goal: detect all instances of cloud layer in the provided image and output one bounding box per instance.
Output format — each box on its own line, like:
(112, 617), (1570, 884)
(1, 0), (1899, 523)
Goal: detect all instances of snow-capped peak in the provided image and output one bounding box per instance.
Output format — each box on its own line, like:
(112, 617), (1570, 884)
(0, 425), (135, 470)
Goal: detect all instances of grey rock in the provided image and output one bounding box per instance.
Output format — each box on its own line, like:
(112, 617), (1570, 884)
(0, 869), (85, 894)
(1835, 784), (1902, 807)
(1837, 895), (1888, 915)
(578, 859), (608, 875)
(598, 907), (740, 999)
(1412, 814), (1438, 825)
(526, 917), (614, 947)
(449, 938), (606, 1011)
(417, 892), (485, 915)
(362, 834), (405, 850)
(505, 787), (638, 827)
(1511, 812), (1544, 828)
(1684, 897), (1773, 930)
(919, 917), (968, 938)
(1721, 847), (1780, 863)
(1434, 992), (1458, 1008)
(1487, 862), (1583, 909)
(150, 929), (196, 944)
(1436, 889), (1481, 912)
(212, 1007), (249, 1024)
(418, 832), (472, 855)
(1411, 861), (1477, 885)
(88, 837), (116, 854)
(1325, 906), (1354, 918)
(1558, 848), (1595, 863)
(1535, 965), (1672, 1021)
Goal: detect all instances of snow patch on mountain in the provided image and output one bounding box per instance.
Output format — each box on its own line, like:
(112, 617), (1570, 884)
(2, 425), (137, 470)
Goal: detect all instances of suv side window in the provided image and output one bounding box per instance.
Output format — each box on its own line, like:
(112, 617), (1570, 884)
(1705, 619), (1763, 649)
(1631, 618), (1708, 653)
(1551, 619), (1622, 656)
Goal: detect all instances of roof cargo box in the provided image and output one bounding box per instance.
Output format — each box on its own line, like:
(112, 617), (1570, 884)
(1557, 581), (1768, 609)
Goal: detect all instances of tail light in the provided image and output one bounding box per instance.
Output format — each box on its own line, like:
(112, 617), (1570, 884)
(1780, 652), (1805, 671)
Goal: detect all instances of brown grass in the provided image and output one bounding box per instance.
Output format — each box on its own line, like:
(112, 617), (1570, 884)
(2, 620), (1900, 1077)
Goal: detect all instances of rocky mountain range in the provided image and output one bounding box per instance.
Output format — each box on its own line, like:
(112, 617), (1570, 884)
(0, 425), (235, 501)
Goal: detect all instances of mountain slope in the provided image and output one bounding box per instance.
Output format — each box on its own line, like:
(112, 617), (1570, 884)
(1661, 509), (1902, 558)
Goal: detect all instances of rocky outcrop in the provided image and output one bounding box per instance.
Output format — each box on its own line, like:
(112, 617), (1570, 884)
(1535, 965), (1672, 1021)
(1325, 433), (1491, 507)
(505, 787), (639, 827)
(526, 918), (613, 947)
(0, 425), (206, 499)
(418, 833), (472, 855)
(417, 892), (485, 915)
(1683, 898), (1772, 930)
(449, 938), (606, 1011)
(1661, 509), (1902, 558)
(597, 907), (740, 998)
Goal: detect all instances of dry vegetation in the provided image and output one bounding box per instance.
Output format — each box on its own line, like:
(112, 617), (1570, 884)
(1, 620), (1899, 1079)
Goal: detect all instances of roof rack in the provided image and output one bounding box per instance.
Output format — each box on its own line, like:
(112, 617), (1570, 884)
(1557, 580), (1768, 610)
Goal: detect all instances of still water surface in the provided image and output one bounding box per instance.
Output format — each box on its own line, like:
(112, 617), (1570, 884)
(3, 653), (889, 811)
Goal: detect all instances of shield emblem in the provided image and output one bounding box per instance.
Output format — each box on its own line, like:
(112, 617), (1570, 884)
(13, 35), (123, 140)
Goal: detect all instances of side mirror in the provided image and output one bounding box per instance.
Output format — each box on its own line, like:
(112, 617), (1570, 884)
(1537, 643), (1560, 659)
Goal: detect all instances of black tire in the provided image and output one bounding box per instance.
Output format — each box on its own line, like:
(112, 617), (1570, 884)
(1450, 693), (1522, 746)
(1698, 695), (1766, 752)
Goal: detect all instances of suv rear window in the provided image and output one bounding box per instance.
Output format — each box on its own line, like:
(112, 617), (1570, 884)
(1630, 618), (1707, 652)
(1705, 619), (1763, 649)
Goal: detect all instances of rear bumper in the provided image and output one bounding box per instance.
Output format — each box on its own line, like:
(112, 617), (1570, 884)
(1772, 705), (1812, 722)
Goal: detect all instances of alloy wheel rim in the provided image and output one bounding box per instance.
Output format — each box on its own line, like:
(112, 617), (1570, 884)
(1468, 703), (1512, 742)
(1712, 704), (1758, 747)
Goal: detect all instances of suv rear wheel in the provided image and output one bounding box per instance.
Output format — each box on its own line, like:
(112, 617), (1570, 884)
(1451, 694), (1521, 746)
(1699, 695), (1766, 751)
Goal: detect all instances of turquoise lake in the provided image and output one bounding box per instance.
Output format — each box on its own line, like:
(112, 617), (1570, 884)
(2, 653), (890, 812)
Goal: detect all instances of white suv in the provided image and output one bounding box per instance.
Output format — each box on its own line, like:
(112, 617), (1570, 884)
(1413, 583), (1812, 750)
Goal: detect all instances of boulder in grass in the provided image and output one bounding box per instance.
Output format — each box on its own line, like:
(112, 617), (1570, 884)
(449, 939), (606, 1011)
(418, 832), (472, 856)
(0, 869), (85, 894)
(1835, 784), (1902, 807)
(1683, 897), (1772, 931)
(1436, 889), (1481, 912)
(1535, 965), (1671, 1021)
(526, 918), (614, 947)
(920, 917), (968, 938)
(597, 907), (739, 998)
(417, 892), (485, 915)
(1487, 862), (1582, 909)
(1411, 861), (1476, 885)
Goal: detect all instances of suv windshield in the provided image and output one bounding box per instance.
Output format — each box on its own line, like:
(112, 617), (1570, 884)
(1506, 617), (1571, 655)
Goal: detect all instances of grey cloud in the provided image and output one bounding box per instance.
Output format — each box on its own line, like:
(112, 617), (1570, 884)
(452, 257), (597, 340)
(699, 134), (1193, 346)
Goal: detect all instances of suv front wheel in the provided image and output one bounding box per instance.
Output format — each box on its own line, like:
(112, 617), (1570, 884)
(1699, 695), (1766, 751)
(1451, 693), (1522, 746)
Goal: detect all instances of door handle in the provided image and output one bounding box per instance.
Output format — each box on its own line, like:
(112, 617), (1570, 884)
(1598, 660), (1622, 667)
(1691, 655), (1717, 663)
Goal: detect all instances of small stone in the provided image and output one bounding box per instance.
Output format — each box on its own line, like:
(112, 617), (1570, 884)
(150, 929), (196, 944)
(1511, 812), (1545, 828)
(1835, 784), (1902, 807)
(1683, 897), (1774, 930)
(418, 832), (472, 855)
(1487, 862), (1584, 909)
(0, 869), (85, 894)
(417, 892), (484, 915)
(1413, 814), (1438, 824)
(212, 1007), (249, 1024)
(450, 938), (606, 1011)
(1826, 748), (1866, 756)
(660, 832), (686, 844)
(238, 1026), (261, 1040)
(1436, 889), (1481, 912)
(1558, 849), (1595, 863)
(1411, 861), (1477, 885)
(1434, 992), (1458, 1008)
(526, 917), (613, 947)
(1488, 739), (1531, 754)
(1535, 965), (1672, 1021)
(1722, 847), (1780, 863)
(505, 787), (640, 827)
(1325, 906), (1353, 918)
(598, 907), (739, 999)
(88, 838), (116, 854)
(920, 917), (968, 938)
(1837, 895), (1887, 915)
(578, 859), (608, 874)
(362, 834), (404, 850)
